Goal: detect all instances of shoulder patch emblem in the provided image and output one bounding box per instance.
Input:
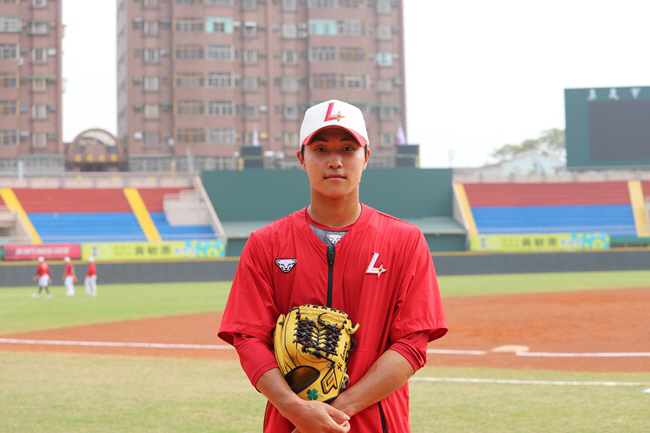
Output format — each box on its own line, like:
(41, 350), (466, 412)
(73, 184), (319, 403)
(275, 258), (297, 273)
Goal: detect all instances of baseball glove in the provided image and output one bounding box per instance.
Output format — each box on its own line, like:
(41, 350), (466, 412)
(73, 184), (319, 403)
(273, 304), (359, 402)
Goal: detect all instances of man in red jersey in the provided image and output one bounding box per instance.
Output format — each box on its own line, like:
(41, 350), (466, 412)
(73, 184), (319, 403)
(32, 256), (52, 298)
(62, 256), (76, 296)
(84, 256), (98, 296)
(218, 99), (447, 433)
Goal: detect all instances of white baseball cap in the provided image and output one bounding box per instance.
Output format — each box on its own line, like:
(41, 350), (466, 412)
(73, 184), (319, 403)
(299, 99), (369, 147)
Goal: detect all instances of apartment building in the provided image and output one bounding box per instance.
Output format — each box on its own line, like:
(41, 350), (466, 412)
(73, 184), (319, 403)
(117, 0), (406, 171)
(0, 0), (64, 173)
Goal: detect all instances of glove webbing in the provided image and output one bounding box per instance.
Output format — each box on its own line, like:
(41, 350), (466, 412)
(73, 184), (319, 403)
(294, 315), (343, 358)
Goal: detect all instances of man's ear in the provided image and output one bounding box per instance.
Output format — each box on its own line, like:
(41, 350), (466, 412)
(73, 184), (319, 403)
(296, 149), (306, 171)
(363, 147), (370, 170)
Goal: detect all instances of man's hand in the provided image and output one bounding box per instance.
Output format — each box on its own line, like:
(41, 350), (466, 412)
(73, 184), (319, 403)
(287, 400), (350, 433)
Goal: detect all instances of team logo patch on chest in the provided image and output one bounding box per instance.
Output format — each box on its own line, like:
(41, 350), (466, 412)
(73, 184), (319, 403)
(366, 252), (387, 277)
(275, 258), (297, 273)
(327, 234), (343, 245)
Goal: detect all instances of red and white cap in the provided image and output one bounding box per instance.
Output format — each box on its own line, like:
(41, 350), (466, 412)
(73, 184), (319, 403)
(300, 99), (369, 147)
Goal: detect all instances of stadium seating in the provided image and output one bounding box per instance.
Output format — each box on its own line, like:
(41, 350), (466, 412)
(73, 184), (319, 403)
(9, 188), (217, 243)
(463, 182), (637, 236)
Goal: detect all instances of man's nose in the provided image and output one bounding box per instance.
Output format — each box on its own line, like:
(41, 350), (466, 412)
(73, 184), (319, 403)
(327, 153), (343, 168)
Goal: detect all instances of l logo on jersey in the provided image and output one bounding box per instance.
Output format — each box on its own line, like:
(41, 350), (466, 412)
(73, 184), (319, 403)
(366, 252), (387, 277)
(275, 258), (297, 273)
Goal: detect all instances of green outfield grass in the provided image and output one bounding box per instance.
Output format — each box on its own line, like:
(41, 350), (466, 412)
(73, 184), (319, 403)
(2, 270), (650, 334)
(1, 352), (648, 433)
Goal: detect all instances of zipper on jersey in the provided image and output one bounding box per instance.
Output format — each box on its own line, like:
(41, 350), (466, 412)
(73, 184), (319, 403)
(327, 244), (335, 307)
(378, 401), (388, 433)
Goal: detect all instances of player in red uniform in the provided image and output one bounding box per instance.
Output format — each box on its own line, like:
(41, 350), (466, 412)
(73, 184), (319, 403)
(218, 99), (447, 433)
(62, 256), (76, 296)
(84, 256), (97, 296)
(32, 256), (52, 298)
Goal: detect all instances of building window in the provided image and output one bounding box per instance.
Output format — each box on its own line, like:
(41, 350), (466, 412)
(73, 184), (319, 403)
(281, 76), (300, 93)
(243, 103), (258, 119)
(311, 73), (336, 89)
(376, 0), (391, 13)
(143, 132), (161, 147)
(242, 49), (258, 64)
(32, 133), (47, 148)
(143, 0), (158, 8)
(207, 72), (233, 88)
(143, 48), (159, 63)
(283, 132), (299, 147)
(0, 129), (18, 145)
(242, 0), (257, 9)
(282, 23), (297, 38)
(377, 24), (391, 40)
(282, 50), (297, 64)
(242, 76), (258, 92)
(339, 74), (368, 90)
(176, 128), (205, 143)
(206, 17), (233, 33)
(143, 21), (159, 35)
(0, 16), (23, 33)
(175, 73), (204, 88)
(206, 0), (234, 5)
(309, 46), (336, 62)
(176, 100), (204, 115)
(338, 0), (364, 6)
(144, 104), (160, 119)
(28, 20), (50, 35)
(242, 22), (257, 37)
(32, 77), (47, 91)
(208, 100), (235, 116)
(339, 47), (365, 62)
(176, 0), (203, 3)
(309, 19), (337, 35)
(283, 105), (299, 120)
(144, 76), (159, 91)
(32, 48), (48, 63)
(376, 79), (393, 93)
(31, 104), (47, 119)
(0, 100), (17, 116)
(378, 106), (396, 120)
(338, 20), (363, 36)
(308, 0), (335, 7)
(0, 72), (17, 88)
(376, 52), (393, 67)
(33, 0), (47, 6)
(282, 0), (297, 10)
(175, 45), (204, 59)
(175, 18), (203, 33)
(208, 128), (234, 144)
(0, 44), (18, 59)
(206, 44), (234, 60)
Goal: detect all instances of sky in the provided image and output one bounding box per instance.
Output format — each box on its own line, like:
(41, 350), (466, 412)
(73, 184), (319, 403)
(61, 0), (650, 168)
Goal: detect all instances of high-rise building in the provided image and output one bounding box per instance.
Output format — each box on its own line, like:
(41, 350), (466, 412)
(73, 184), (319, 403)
(0, 0), (64, 173)
(117, 0), (406, 171)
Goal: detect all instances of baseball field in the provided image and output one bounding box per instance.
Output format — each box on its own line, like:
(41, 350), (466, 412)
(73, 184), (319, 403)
(1, 270), (649, 432)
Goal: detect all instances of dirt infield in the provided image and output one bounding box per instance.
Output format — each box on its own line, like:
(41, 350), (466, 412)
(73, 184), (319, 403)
(2, 288), (648, 373)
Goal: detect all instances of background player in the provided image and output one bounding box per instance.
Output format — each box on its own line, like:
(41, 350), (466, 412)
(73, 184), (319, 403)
(62, 256), (76, 296)
(85, 256), (98, 296)
(32, 256), (52, 298)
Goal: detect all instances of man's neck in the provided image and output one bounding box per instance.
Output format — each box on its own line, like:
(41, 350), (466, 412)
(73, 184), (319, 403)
(307, 198), (362, 229)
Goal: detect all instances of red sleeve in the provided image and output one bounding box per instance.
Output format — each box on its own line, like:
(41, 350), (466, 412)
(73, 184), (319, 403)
(388, 330), (429, 372)
(233, 333), (279, 388)
(389, 229), (448, 344)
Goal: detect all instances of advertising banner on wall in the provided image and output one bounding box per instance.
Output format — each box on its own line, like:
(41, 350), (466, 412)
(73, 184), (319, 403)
(81, 240), (226, 261)
(469, 233), (610, 252)
(3, 244), (82, 261)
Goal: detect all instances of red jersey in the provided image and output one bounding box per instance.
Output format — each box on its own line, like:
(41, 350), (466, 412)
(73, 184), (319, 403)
(64, 263), (75, 277)
(86, 262), (97, 277)
(35, 262), (50, 277)
(218, 205), (447, 433)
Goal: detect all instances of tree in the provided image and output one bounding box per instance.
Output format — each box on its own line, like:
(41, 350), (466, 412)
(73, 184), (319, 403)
(491, 128), (565, 161)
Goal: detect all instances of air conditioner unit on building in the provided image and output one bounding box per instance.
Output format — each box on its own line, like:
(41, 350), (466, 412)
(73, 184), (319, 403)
(133, 76), (143, 83)
(47, 48), (56, 55)
(259, 105), (268, 112)
(134, 132), (143, 140)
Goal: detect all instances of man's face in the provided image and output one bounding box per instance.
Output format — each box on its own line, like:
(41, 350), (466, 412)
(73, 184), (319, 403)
(297, 127), (369, 201)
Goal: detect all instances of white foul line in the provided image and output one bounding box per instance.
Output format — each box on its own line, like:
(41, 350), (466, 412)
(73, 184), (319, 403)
(0, 338), (235, 350)
(411, 377), (649, 387)
(1, 339), (648, 359)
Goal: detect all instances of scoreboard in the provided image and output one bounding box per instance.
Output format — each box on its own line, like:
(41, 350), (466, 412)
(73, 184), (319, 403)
(565, 86), (650, 168)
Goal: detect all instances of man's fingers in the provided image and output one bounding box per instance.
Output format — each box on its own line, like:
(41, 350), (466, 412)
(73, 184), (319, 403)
(325, 405), (350, 423)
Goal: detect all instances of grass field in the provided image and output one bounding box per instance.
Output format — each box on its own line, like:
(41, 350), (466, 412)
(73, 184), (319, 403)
(2, 271), (650, 432)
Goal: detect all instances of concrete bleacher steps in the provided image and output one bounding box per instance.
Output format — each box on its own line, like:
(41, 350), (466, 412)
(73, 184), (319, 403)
(462, 181), (641, 237)
(5, 187), (217, 244)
